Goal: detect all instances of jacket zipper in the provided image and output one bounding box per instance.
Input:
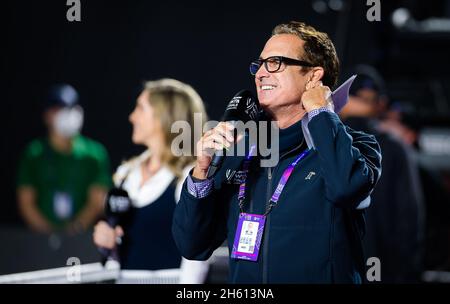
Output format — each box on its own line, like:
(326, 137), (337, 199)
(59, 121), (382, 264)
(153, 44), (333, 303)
(262, 167), (272, 284)
(261, 139), (306, 283)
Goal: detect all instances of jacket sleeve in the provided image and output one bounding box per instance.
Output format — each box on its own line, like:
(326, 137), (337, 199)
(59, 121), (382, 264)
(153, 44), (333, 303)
(308, 111), (382, 208)
(172, 176), (230, 261)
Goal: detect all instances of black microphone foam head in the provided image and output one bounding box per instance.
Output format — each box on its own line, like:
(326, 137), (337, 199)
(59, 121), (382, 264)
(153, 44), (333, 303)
(104, 187), (132, 217)
(223, 90), (261, 122)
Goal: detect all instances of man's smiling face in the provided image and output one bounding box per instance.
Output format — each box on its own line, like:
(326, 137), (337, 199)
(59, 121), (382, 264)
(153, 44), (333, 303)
(255, 34), (310, 114)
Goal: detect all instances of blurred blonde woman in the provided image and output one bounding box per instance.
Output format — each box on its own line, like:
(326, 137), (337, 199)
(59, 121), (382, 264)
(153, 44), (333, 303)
(93, 79), (209, 283)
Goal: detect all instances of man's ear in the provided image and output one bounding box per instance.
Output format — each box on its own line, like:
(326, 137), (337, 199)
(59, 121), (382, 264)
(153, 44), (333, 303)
(308, 67), (325, 85)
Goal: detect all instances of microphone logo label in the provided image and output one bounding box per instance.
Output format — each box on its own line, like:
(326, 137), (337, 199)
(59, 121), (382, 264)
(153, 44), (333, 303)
(109, 196), (130, 213)
(226, 96), (241, 111)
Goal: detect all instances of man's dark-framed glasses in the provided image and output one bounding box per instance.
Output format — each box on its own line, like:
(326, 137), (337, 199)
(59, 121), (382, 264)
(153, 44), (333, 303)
(249, 56), (314, 75)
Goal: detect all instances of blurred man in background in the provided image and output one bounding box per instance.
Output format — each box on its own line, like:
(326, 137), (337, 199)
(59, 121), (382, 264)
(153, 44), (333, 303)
(340, 65), (425, 283)
(16, 84), (112, 235)
(380, 101), (450, 272)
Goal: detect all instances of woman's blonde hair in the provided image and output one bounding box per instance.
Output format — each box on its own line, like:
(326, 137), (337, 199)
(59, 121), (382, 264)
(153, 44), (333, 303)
(143, 78), (208, 178)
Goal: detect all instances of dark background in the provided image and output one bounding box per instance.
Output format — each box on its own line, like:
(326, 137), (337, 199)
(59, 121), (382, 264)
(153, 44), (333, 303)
(2, 0), (450, 225)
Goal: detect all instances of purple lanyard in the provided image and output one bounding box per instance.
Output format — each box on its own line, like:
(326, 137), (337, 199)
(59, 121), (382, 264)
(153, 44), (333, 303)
(238, 145), (311, 215)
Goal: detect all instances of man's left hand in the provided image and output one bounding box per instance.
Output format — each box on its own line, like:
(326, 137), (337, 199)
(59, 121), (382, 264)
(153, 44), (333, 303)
(301, 81), (331, 113)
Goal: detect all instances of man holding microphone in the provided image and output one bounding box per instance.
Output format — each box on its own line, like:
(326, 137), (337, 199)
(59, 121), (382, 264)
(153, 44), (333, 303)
(173, 21), (382, 283)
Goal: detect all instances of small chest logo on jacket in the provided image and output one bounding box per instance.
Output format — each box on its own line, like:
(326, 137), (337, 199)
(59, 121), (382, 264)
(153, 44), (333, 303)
(305, 171), (316, 180)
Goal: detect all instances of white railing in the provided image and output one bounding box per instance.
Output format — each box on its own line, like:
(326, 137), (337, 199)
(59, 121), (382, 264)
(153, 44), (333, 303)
(0, 261), (181, 284)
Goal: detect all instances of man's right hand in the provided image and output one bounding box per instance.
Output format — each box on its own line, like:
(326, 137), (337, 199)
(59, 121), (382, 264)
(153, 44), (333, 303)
(93, 220), (124, 250)
(192, 122), (237, 180)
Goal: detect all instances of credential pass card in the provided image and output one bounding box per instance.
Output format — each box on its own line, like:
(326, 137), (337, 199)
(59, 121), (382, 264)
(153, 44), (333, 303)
(231, 213), (266, 262)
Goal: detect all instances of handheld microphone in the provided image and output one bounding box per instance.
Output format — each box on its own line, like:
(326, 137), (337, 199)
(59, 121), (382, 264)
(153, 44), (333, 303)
(99, 187), (132, 264)
(206, 90), (260, 178)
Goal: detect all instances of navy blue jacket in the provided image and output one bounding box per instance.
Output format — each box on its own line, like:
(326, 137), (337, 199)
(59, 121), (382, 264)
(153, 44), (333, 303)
(172, 112), (382, 283)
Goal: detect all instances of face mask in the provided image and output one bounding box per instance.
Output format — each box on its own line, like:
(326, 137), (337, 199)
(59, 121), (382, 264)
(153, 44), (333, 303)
(53, 106), (84, 138)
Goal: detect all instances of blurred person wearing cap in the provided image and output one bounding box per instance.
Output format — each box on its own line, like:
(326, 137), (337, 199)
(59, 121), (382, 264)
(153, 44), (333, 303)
(16, 84), (112, 234)
(340, 65), (425, 283)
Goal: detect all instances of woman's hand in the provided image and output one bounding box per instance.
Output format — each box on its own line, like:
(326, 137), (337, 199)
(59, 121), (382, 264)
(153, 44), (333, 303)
(93, 220), (124, 249)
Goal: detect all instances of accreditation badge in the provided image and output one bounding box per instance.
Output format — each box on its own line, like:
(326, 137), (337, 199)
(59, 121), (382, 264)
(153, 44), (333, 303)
(53, 192), (74, 220)
(231, 213), (266, 262)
